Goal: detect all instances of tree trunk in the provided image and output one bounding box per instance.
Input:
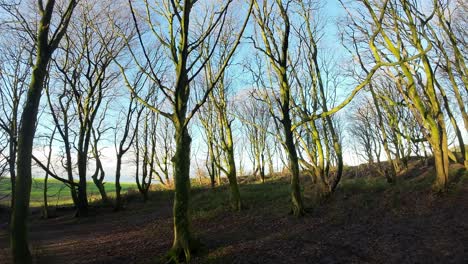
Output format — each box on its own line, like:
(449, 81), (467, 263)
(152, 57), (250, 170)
(330, 139), (344, 192)
(12, 111), (34, 264)
(260, 153), (265, 183)
(432, 123), (450, 192)
(225, 122), (242, 210)
(168, 125), (199, 261)
(208, 143), (216, 188)
(43, 128), (55, 219)
(267, 145), (275, 177)
(283, 115), (305, 217)
(11, 1), (75, 261)
(115, 154), (123, 211)
(43, 171), (49, 219)
(93, 177), (109, 205)
(75, 153), (89, 217)
(64, 142), (79, 206)
(227, 155), (242, 211)
(370, 86), (398, 183)
(8, 115), (17, 209)
(9, 148), (15, 209)
(437, 82), (467, 168)
(11, 50), (51, 264)
(142, 190), (149, 202)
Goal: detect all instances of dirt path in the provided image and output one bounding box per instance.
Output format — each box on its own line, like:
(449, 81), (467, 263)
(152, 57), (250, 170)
(1, 177), (467, 264)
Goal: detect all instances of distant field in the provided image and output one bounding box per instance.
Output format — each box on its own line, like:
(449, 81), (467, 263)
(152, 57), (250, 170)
(0, 178), (137, 207)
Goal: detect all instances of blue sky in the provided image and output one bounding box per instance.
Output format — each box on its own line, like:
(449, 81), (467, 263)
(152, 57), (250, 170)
(25, 0), (364, 184)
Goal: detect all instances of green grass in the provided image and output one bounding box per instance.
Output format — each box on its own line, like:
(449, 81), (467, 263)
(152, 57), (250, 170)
(190, 177), (291, 219)
(0, 178), (137, 207)
(2, 164), (466, 211)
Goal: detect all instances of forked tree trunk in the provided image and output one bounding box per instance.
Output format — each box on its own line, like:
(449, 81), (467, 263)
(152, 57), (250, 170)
(431, 123), (450, 192)
(283, 111), (305, 217)
(91, 145), (110, 206)
(93, 178), (109, 205)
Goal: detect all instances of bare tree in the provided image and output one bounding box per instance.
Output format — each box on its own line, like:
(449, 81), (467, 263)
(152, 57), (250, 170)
(59, 1), (123, 216)
(198, 98), (222, 188)
(152, 114), (175, 187)
(0, 0), (78, 262)
(236, 93), (271, 183)
(250, 0), (306, 216)
(0, 38), (30, 207)
(135, 107), (158, 202)
(344, 0), (463, 191)
(348, 98), (381, 165)
(114, 95), (138, 210)
(116, 1), (253, 260)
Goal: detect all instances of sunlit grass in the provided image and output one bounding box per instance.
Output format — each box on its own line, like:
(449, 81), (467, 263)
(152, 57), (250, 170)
(0, 178), (137, 207)
(1, 165), (465, 211)
(190, 177), (291, 219)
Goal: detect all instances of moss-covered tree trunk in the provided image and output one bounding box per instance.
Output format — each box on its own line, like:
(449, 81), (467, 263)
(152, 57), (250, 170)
(281, 17), (305, 216)
(211, 73), (243, 210)
(280, 71), (305, 216)
(431, 118), (450, 192)
(255, 0), (305, 217)
(355, 49), (398, 183)
(224, 121), (242, 211)
(168, 3), (198, 259)
(309, 29), (344, 192)
(10, 1), (59, 260)
(307, 118), (329, 194)
(169, 122), (198, 261)
(283, 113), (305, 217)
(12, 76), (42, 261)
(436, 82), (467, 168)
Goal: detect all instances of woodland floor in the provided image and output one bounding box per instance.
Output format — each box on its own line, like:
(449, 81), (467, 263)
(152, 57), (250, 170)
(0, 163), (467, 264)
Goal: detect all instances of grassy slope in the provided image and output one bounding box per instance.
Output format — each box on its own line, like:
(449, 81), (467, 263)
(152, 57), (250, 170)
(191, 165), (468, 221)
(0, 162), (467, 263)
(187, 165), (468, 263)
